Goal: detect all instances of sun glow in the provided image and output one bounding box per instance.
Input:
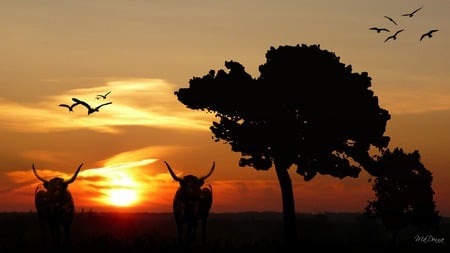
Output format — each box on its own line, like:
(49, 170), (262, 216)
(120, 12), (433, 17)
(79, 159), (159, 208)
(106, 171), (140, 207)
(101, 158), (158, 207)
(108, 188), (138, 207)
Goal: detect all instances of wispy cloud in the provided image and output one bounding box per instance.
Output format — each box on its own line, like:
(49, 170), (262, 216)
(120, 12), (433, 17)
(377, 88), (450, 115)
(374, 73), (450, 115)
(0, 78), (213, 133)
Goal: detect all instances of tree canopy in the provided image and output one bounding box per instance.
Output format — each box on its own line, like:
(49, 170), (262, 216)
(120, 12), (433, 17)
(176, 44), (391, 180)
(366, 147), (440, 236)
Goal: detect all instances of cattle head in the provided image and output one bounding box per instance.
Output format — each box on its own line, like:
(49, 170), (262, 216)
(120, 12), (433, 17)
(164, 161), (215, 244)
(165, 161), (214, 198)
(33, 163), (82, 200)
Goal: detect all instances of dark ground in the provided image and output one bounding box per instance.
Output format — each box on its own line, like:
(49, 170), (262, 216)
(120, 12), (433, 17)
(0, 211), (448, 252)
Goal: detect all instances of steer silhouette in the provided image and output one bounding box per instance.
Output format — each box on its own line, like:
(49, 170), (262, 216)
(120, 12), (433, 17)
(164, 161), (214, 244)
(33, 163), (83, 249)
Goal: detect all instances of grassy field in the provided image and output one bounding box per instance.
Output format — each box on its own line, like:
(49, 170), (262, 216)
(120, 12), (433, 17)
(0, 211), (448, 252)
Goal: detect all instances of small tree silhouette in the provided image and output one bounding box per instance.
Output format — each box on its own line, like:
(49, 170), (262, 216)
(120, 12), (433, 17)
(175, 44), (391, 244)
(365, 147), (440, 248)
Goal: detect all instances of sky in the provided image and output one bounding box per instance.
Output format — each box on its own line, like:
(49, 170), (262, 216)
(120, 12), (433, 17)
(1, 0), (449, 216)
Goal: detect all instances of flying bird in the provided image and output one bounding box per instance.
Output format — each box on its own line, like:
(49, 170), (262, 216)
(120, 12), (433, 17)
(384, 16), (397, 25)
(58, 101), (80, 112)
(369, 27), (390, 33)
(71, 98), (112, 115)
(384, 29), (404, 43)
(402, 6), (423, 17)
(420, 29), (438, 41)
(96, 91), (111, 100)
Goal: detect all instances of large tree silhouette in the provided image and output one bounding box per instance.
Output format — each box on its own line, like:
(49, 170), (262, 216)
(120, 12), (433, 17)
(365, 147), (440, 248)
(175, 44), (391, 244)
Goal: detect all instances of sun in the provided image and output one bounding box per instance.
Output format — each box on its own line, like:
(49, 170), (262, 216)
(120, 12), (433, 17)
(108, 188), (138, 207)
(106, 172), (140, 207)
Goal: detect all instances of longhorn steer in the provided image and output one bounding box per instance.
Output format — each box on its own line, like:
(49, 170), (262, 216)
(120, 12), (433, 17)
(33, 163), (82, 249)
(164, 161), (215, 244)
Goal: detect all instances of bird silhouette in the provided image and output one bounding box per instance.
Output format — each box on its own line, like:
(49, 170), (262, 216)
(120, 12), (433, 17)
(402, 6), (423, 17)
(369, 27), (390, 33)
(71, 98), (112, 115)
(384, 16), (397, 25)
(96, 91), (111, 100)
(58, 101), (80, 112)
(420, 29), (438, 41)
(384, 29), (404, 43)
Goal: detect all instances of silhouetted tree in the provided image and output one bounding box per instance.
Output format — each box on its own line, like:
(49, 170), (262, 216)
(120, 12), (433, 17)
(175, 44), (391, 244)
(365, 147), (440, 248)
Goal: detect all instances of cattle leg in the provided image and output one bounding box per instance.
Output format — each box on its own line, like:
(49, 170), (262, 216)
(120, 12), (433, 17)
(175, 216), (183, 244)
(63, 221), (72, 248)
(201, 218), (207, 242)
(38, 218), (47, 247)
(48, 222), (60, 251)
(187, 220), (198, 243)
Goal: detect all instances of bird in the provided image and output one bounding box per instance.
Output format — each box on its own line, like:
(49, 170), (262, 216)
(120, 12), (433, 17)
(369, 27), (390, 33)
(420, 29), (438, 41)
(71, 98), (112, 115)
(384, 29), (404, 43)
(96, 91), (111, 100)
(402, 6), (423, 17)
(384, 16), (397, 25)
(58, 101), (80, 112)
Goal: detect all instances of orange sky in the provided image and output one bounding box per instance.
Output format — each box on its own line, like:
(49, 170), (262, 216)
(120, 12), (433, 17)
(0, 0), (449, 216)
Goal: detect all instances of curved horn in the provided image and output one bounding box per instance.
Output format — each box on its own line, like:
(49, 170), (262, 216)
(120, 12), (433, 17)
(64, 163), (83, 184)
(164, 161), (182, 181)
(32, 163), (48, 184)
(199, 161), (215, 181)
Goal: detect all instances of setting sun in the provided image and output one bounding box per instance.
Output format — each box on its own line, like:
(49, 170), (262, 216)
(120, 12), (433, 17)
(104, 170), (140, 207)
(108, 188), (138, 207)
(75, 160), (160, 209)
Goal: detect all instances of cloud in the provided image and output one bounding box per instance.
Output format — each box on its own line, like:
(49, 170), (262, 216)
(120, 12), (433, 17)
(7, 166), (78, 185)
(98, 146), (164, 167)
(377, 89), (450, 115)
(0, 78), (213, 134)
(373, 74), (450, 115)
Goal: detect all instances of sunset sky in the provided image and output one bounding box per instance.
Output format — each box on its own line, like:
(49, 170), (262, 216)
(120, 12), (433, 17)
(1, 0), (449, 216)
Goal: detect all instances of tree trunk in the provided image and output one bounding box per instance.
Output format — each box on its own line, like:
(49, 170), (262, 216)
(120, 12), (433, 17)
(274, 163), (297, 245)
